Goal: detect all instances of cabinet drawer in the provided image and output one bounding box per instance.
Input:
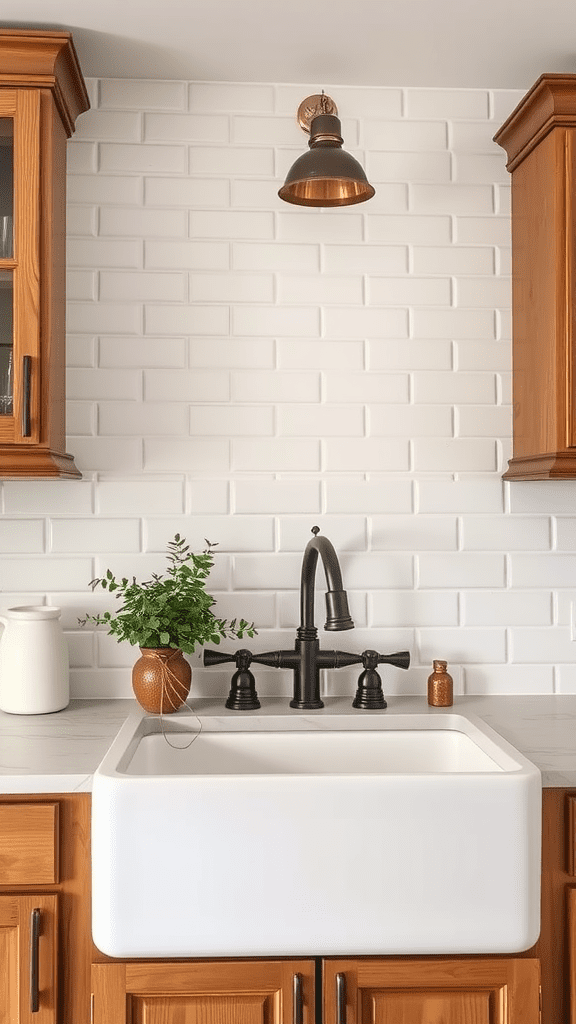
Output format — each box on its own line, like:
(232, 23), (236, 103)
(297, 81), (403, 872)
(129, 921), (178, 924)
(0, 803), (59, 885)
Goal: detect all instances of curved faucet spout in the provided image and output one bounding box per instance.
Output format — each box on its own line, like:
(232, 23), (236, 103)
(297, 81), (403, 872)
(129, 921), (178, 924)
(299, 526), (355, 635)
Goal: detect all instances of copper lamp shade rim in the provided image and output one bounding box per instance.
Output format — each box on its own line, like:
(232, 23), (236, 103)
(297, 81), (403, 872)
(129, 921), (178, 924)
(278, 178), (376, 207)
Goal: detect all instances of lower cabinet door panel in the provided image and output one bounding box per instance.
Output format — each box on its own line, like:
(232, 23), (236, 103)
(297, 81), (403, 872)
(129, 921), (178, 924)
(0, 893), (58, 1023)
(91, 959), (315, 1024)
(323, 958), (541, 1024)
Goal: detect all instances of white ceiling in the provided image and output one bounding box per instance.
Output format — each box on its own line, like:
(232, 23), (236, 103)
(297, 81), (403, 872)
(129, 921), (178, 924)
(1, 0), (576, 88)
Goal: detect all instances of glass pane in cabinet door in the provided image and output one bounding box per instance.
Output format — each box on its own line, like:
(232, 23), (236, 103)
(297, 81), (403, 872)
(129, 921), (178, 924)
(0, 272), (13, 415)
(0, 118), (13, 259)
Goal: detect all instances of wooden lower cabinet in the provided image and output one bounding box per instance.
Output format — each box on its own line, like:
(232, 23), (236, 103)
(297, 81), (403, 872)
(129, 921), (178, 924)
(91, 956), (540, 1024)
(0, 892), (58, 1023)
(323, 957), (541, 1024)
(91, 959), (316, 1024)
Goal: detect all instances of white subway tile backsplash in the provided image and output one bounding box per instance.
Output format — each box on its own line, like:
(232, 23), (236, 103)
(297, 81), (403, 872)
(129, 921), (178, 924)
(232, 438), (320, 472)
(364, 120), (447, 150)
(99, 402), (189, 435)
(417, 477), (505, 513)
(278, 404), (364, 437)
(371, 590), (459, 627)
(189, 404), (274, 436)
(50, 518), (140, 553)
(189, 273), (274, 303)
(0, 557), (93, 591)
(278, 340), (364, 370)
(323, 245), (408, 274)
(407, 89), (490, 119)
(372, 515), (458, 551)
(191, 210), (274, 239)
(368, 151), (451, 183)
(67, 303), (143, 336)
(325, 372), (410, 403)
(75, 109), (141, 141)
(145, 304), (229, 335)
(145, 240), (229, 270)
(511, 555), (576, 588)
(0, 519), (44, 553)
(99, 272), (186, 302)
(145, 176), (229, 207)
(189, 146), (274, 175)
(368, 340), (452, 371)
(72, 437), (143, 473)
(325, 478), (414, 514)
(100, 143), (186, 173)
(324, 438), (410, 472)
(418, 627), (506, 664)
(418, 553), (506, 588)
(100, 207), (187, 238)
(67, 368), (141, 401)
(145, 515), (274, 551)
(369, 405), (453, 437)
(98, 337), (186, 368)
(233, 305), (320, 337)
(145, 113), (228, 142)
(233, 242), (320, 272)
(367, 215), (451, 244)
(231, 371), (320, 402)
(68, 239), (142, 269)
(233, 479), (321, 515)
(412, 245), (495, 275)
(464, 664), (554, 695)
(324, 307), (409, 339)
(96, 479), (185, 514)
(190, 338), (274, 368)
(463, 591), (552, 626)
(411, 184), (494, 215)
(414, 438), (497, 472)
(99, 79), (186, 109)
(144, 437), (230, 473)
(190, 83), (274, 112)
(368, 276), (451, 306)
(0, 76), (560, 697)
(67, 174), (143, 205)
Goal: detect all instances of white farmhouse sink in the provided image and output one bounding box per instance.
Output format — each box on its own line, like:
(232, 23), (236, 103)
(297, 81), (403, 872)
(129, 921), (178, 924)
(92, 708), (541, 959)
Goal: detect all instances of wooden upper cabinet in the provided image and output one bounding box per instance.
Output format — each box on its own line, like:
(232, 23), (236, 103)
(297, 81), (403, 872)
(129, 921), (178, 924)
(495, 74), (576, 479)
(0, 30), (89, 478)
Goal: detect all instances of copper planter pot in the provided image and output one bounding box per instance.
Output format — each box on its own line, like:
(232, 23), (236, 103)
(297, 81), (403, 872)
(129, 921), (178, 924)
(132, 647), (191, 714)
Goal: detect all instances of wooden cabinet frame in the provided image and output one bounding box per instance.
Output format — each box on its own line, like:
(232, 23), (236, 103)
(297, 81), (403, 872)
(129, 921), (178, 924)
(0, 29), (89, 477)
(495, 74), (576, 479)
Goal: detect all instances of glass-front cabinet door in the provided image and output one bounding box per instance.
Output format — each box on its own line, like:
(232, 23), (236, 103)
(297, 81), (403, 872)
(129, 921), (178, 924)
(0, 90), (40, 447)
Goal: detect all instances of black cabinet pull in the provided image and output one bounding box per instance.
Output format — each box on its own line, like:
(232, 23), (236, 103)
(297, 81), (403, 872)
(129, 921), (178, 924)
(30, 907), (41, 1013)
(336, 972), (346, 1024)
(293, 972), (303, 1024)
(22, 354), (31, 437)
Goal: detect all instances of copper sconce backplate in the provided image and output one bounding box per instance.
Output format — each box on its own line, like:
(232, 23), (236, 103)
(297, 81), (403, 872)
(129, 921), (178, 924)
(297, 93), (338, 133)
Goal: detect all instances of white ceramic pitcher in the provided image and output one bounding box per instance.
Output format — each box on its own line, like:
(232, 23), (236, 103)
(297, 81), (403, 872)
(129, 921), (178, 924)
(0, 605), (69, 714)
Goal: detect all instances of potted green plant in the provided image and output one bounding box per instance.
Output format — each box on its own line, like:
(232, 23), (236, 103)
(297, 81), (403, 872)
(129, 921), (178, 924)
(80, 534), (256, 713)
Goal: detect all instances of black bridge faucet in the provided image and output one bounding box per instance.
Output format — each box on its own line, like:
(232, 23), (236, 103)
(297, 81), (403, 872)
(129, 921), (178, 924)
(204, 526), (410, 709)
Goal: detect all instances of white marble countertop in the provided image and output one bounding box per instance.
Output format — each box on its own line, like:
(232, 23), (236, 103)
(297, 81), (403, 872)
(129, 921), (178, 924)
(1, 694), (576, 792)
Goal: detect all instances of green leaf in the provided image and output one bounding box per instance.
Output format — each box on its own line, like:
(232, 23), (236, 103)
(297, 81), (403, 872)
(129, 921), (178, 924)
(159, 631), (170, 645)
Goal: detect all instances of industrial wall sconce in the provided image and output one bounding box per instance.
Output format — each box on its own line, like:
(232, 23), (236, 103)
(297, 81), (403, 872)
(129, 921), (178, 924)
(278, 92), (375, 208)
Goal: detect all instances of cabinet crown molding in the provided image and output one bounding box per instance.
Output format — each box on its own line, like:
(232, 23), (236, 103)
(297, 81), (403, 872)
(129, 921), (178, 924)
(0, 28), (89, 134)
(495, 73), (576, 171)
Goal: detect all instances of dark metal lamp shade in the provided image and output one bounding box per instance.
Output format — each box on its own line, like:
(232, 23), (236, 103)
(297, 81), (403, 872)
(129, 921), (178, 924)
(278, 109), (375, 208)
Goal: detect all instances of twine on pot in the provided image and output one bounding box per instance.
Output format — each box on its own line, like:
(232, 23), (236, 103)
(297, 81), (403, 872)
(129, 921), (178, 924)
(147, 647), (201, 751)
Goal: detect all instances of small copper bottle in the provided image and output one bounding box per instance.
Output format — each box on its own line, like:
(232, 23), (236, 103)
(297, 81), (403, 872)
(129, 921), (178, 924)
(427, 660), (453, 707)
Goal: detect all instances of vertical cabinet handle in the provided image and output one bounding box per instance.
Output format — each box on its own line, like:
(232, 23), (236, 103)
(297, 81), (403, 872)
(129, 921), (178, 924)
(30, 907), (41, 1013)
(293, 972), (303, 1024)
(336, 972), (346, 1024)
(22, 354), (31, 437)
